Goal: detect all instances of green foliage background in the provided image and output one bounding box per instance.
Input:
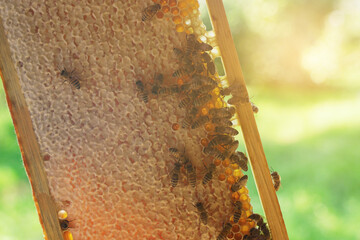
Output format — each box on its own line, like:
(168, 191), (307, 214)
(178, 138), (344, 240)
(1, 0), (360, 239)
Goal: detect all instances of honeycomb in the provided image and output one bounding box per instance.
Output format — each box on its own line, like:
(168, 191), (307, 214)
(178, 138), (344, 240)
(0, 0), (267, 239)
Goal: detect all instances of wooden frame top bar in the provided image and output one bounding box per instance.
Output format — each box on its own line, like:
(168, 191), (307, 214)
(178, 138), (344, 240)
(205, 1), (289, 239)
(0, 17), (63, 240)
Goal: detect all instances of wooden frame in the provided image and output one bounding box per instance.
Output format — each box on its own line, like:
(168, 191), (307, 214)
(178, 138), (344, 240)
(205, 1), (289, 239)
(0, 17), (64, 240)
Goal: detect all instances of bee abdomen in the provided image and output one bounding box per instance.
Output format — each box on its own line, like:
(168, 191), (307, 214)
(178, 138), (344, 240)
(191, 116), (210, 129)
(142, 4), (161, 21)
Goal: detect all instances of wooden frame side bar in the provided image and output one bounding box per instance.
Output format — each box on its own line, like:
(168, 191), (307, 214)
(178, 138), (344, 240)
(205, 1), (289, 239)
(0, 17), (63, 240)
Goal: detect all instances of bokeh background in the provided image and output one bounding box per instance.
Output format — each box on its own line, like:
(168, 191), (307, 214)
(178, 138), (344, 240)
(1, 0), (360, 239)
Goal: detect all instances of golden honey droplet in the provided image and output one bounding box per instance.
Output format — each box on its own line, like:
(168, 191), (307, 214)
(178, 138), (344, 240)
(63, 231), (73, 240)
(240, 224), (250, 235)
(200, 138), (208, 147)
(232, 192), (240, 201)
(215, 101), (223, 108)
(176, 24), (185, 32)
(240, 193), (248, 202)
(172, 123), (180, 131)
(218, 173), (226, 181)
(242, 202), (251, 210)
(58, 210), (68, 220)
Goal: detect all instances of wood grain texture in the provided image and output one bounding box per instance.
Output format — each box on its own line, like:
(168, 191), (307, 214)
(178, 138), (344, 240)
(205, 1), (289, 239)
(0, 17), (64, 240)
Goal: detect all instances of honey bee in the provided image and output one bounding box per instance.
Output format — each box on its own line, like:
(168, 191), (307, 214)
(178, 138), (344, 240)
(227, 94), (250, 105)
(208, 135), (233, 148)
(59, 219), (70, 231)
(142, 4), (161, 21)
(231, 174), (248, 192)
(154, 73), (164, 85)
(170, 160), (182, 188)
(169, 147), (181, 159)
(203, 146), (226, 161)
(158, 85), (180, 95)
(220, 87), (232, 96)
(230, 152), (248, 171)
(215, 126), (239, 136)
(248, 213), (264, 226)
(249, 227), (261, 237)
(271, 171), (281, 191)
(172, 64), (195, 78)
(211, 117), (233, 127)
(191, 85), (215, 98)
(251, 101), (259, 113)
(173, 47), (185, 59)
(182, 107), (198, 128)
(209, 107), (235, 119)
(193, 74), (218, 86)
(217, 222), (232, 240)
(197, 42), (213, 52)
(194, 202), (208, 225)
(191, 115), (210, 129)
(200, 52), (212, 63)
(135, 80), (148, 103)
(233, 201), (243, 223)
(202, 163), (216, 185)
(207, 61), (216, 75)
(259, 222), (270, 239)
(60, 68), (81, 89)
(186, 34), (197, 55)
(193, 94), (212, 107)
(184, 158), (196, 188)
(179, 97), (192, 108)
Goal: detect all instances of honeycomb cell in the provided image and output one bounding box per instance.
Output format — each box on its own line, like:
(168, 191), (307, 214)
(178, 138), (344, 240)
(159, 0), (168, 5)
(156, 11), (164, 19)
(180, 9), (189, 17)
(232, 224), (240, 233)
(176, 24), (185, 32)
(227, 175), (235, 184)
(234, 233), (243, 240)
(239, 187), (249, 194)
(162, 5), (170, 13)
(218, 173), (226, 181)
(222, 159), (230, 167)
(169, 0), (177, 7)
(240, 224), (250, 235)
(233, 169), (241, 177)
(227, 232), (234, 239)
(177, 78), (183, 85)
(58, 210), (68, 220)
(204, 123), (214, 132)
(239, 193), (248, 202)
(201, 107), (208, 115)
(171, 7), (180, 15)
(200, 138), (208, 147)
(242, 202), (251, 210)
(214, 158), (222, 166)
(215, 101), (223, 108)
(178, 1), (187, 9)
(172, 15), (182, 24)
(225, 167), (232, 176)
(172, 123), (180, 131)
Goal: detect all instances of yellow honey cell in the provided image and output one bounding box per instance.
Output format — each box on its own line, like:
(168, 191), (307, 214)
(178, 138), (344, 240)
(214, 158), (222, 166)
(225, 167), (232, 176)
(238, 217), (247, 225)
(63, 231), (73, 240)
(169, 0), (177, 6)
(242, 202), (251, 211)
(159, 0), (168, 5)
(227, 175), (235, 184)
(177, 78), (183, 85)
(222, 158), (230, 167)
(204, 123), (214, 132)
(215, 100), (223, 108)
(200, 138), (208, 147)
(201, 107), (208, 115)
(207, 102), (215, 109)
(156, 11), (164, 19)
(240, 224), (250, 235)
(162, 5), (170, 13)
(213, 87), (220, 95)
(231, 192), (240, 201)
(172, 15), (182, 24)
(171, 7), (180, 15)
(178, 1), (187, 9)
(234, 233), (243, 240)
(180, 9), (189, 17)
(218, 173), (226, 181)
(239, 187), (249, 195)
(172, 123), (180, 131)
(175, 24), (185, 32)
(58, 210), (68, 220)
(185, 27), (194, 34)
(233, 169), (241, 177)
(239, 193), (248, 202)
